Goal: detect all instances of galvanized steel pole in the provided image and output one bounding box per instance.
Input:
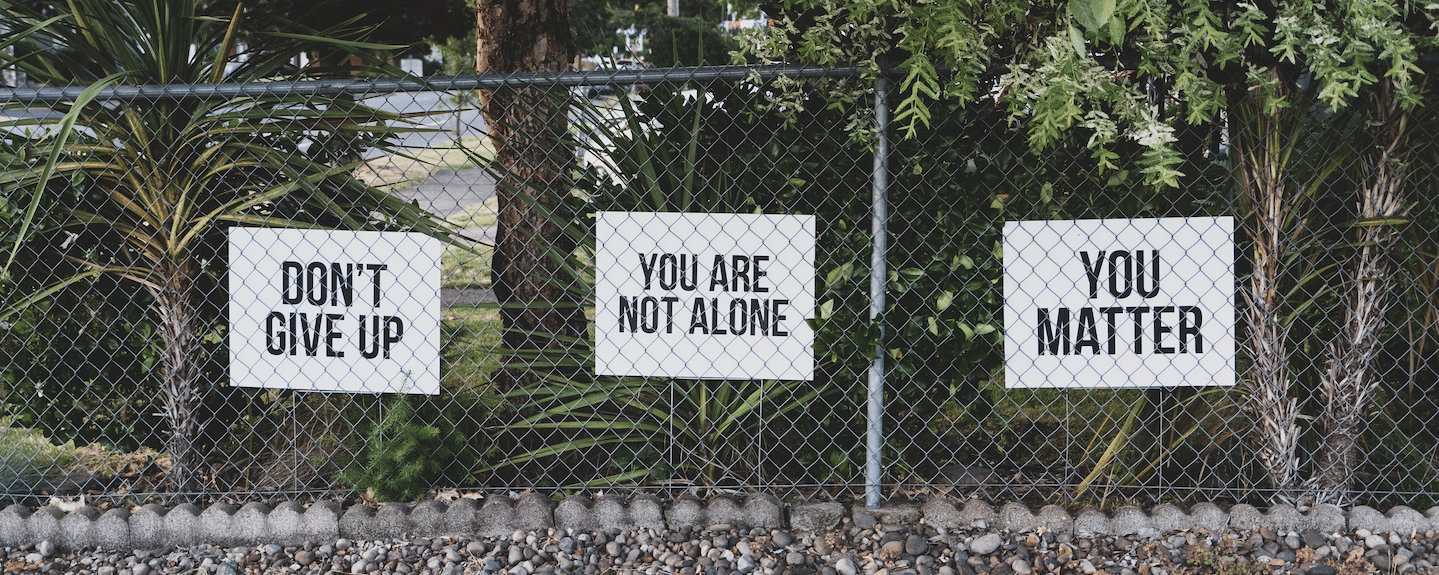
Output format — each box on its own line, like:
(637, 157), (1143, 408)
(866, 75), (890, 509)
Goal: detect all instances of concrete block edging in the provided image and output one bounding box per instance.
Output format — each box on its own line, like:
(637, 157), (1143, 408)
(4, 497), (1436, 550)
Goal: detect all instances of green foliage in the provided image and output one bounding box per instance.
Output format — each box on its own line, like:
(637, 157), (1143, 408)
(0, 424), (69, 493)
(0, 127), (164, 449)
(577, 0), (738, 63)
(0, 0), (461, 488)
(339, 393), (493, 502)
(733, 0), (1439, 500)
(633, 13), (737, 66)
(0, 278), (166, 451)
(1069, 0), (1115, 34)
(572, 0), (624, 57)
(431, 33), (477, 75)
(742, 0), (1439, 189)
(218, 0), (475, 56)
(477, 79), (1034, 486)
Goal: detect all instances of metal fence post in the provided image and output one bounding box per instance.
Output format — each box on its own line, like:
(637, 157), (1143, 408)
(866, 74), (890, 509)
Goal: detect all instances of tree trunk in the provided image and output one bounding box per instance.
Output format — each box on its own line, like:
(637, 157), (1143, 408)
(1231, 91), (1303, 503)
(1313, 83), (1411, 503)
(475, 0), (586, 390)
(153, 260), (206, 492)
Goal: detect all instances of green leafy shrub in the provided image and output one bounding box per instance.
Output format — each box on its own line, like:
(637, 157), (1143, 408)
(339, 393), (494, 501)
(1, 283), (164, 451)
(635, 14), (736, 67)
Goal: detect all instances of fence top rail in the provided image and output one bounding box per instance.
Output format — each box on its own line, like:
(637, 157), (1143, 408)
(0, 64), (865, 104)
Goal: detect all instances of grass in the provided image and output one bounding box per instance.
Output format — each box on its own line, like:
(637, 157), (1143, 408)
(449, 196), (500, 228)
(440, 303), (597, 390)
(442, 196), (499, 289)
(0, 421), (74, 493)
(442, 304), (504, 391)
(354, 135), (494, 192)
(442, 242), (494, 289)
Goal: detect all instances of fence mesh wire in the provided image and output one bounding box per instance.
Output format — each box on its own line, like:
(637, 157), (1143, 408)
(1, 65), (1437, 509)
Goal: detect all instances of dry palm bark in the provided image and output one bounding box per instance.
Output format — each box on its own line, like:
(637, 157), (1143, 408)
(154, 261), (206, 491)
(1232, 91), (1305, 502)
(1312, 83), (1414, 503)
(475, 0), (588, 390)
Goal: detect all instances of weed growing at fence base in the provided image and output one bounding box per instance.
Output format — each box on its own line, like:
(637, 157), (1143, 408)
(325, 305), (509, 499)
(338, 392), (496, 502)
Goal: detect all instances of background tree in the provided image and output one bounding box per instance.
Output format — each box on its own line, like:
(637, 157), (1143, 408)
(474, 0), (590, 390)
(629, 8), (736, 66)
(573, 0), (743, 64)
(214, 0), (475, 58)
(572, 0), (622, 58)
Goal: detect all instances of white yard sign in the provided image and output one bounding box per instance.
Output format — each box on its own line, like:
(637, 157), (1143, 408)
(1003, 217), (1235, 388)
(595, 212), (816, 380)
(229, 228), (442, 394)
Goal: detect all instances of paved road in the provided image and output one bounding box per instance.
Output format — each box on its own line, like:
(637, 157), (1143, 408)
(391, 167), (498, 218)
(410, 167), (498, 306)
(3, 92), (486, 152)
(362, 91), (487, 155)
(363, 90), (484, 126)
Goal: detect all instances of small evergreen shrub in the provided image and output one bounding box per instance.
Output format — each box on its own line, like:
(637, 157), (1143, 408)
(339, 392), (493, 502)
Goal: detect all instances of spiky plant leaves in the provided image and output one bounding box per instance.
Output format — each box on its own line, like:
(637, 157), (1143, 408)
(467, 85), (831, 489)
(1230, 79), (1360, 502)
(0, 0), (460, 493)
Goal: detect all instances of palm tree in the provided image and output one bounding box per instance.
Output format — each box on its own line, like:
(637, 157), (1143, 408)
(474, 0), (591, 391)
(0, 0), (456, 492)
(1313, 82), (1419, 503)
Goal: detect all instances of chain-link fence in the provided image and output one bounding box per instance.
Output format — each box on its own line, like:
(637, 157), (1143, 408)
(2, 64), (1437, 509)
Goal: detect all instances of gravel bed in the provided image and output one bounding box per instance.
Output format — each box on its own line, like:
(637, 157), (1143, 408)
(5, 520), (1438, 575)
